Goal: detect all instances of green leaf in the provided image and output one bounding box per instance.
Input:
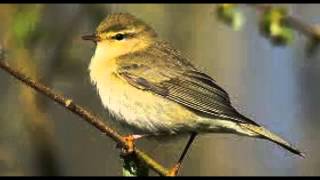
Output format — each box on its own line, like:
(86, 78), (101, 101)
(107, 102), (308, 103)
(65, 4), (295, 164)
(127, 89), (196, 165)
(259, 6), (294, 46)
(121, 153), (149, 176)
(216, 4), (245, 31)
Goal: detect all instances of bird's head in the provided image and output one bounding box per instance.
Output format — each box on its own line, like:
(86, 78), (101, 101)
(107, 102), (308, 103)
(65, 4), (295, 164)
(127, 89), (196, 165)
(82, 13), (158, 59)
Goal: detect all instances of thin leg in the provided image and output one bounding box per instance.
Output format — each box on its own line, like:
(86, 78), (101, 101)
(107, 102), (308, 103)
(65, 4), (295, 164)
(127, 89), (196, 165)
(167, 132), (197, 176)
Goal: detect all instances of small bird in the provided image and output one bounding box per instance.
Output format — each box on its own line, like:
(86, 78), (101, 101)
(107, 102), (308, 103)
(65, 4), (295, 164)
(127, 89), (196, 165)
(82, 13), (303, 175)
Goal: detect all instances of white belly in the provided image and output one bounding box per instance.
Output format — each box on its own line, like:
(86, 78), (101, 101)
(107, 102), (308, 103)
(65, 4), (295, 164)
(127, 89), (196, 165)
(88, 54), (255, 136)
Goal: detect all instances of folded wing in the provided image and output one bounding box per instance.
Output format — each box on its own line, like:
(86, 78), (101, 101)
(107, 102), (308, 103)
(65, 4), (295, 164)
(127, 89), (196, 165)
(116, 42), (259, 126)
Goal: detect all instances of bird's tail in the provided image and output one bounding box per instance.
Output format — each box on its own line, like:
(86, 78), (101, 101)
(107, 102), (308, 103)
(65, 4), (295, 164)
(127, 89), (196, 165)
(238, 123), (305, 157)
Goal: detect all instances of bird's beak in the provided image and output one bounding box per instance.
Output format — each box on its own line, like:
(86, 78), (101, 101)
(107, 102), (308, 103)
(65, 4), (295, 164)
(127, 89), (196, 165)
(82, 33), (101, 42)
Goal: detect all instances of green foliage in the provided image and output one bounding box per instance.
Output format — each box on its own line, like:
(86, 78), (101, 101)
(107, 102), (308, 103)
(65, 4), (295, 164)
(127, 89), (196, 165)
(121, 153), (149, 176)
(259, 7), (294, 46)
(216, 4), (244, 31)
(12, 5), (43, 46)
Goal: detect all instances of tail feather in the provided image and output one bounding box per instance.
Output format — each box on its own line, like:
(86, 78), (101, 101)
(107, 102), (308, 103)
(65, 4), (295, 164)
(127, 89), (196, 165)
(239, 123), (305, 158)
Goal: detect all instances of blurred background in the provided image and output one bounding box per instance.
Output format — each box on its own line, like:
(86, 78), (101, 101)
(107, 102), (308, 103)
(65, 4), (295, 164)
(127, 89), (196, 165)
(0, 4), (319, 176)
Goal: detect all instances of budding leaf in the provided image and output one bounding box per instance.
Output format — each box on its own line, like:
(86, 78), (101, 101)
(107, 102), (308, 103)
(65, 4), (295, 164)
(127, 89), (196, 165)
(259, 6), (294, 46)
(216, 4), (245, 31)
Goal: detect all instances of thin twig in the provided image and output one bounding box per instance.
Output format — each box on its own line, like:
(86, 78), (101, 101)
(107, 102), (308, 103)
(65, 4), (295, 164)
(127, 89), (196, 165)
(0, 60), (169, 176)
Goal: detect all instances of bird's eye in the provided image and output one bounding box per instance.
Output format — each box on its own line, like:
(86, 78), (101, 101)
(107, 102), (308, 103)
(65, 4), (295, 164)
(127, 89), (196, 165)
(112, 33), (125, 41)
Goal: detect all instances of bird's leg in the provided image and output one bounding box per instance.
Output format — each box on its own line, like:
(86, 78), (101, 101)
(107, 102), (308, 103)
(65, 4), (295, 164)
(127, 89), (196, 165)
(167, 132), (197, 176)
(119, 134), (145, 155)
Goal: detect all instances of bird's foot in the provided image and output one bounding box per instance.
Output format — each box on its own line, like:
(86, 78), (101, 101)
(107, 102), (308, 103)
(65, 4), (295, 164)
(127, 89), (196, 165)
(118, 134), (144, 155)
(166, 163), (181, 176)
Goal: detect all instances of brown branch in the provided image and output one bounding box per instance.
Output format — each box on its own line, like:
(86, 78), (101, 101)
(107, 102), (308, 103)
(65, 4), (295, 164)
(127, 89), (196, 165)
(0, 59), (170, 176)
(248, 4), (320, 40)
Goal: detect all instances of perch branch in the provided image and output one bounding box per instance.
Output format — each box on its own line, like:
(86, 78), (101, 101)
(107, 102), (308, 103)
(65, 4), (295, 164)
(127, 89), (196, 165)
(0, 59), (170, 176)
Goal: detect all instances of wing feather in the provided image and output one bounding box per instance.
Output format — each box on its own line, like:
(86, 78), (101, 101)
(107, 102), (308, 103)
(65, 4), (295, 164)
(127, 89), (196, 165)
(116, 42), (259, 125)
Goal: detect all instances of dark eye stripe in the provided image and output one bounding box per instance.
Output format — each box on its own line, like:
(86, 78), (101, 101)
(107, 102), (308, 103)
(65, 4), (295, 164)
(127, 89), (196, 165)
(112, 33), (125, 40)
(111, 32), (136, 40)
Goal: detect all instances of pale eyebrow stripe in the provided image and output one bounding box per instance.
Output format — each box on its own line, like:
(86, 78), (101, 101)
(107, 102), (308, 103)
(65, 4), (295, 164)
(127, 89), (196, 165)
(108, 29), (138, 36)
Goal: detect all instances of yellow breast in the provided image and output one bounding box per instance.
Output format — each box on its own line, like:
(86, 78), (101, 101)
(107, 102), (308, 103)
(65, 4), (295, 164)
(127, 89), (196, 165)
(88, 49), (201, 134)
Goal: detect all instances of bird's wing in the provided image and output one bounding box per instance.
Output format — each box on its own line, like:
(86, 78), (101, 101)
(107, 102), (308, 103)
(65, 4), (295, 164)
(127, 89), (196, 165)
(116, 43), (259, 125)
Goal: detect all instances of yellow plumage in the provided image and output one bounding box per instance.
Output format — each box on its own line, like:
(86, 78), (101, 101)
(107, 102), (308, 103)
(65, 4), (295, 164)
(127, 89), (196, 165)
(86, 13), (303, 157)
